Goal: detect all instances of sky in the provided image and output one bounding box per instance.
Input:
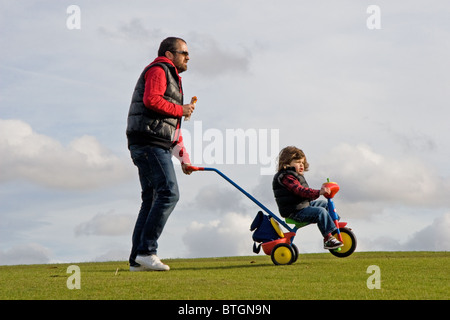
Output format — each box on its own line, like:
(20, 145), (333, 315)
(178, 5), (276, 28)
(1, 0), (449, 265)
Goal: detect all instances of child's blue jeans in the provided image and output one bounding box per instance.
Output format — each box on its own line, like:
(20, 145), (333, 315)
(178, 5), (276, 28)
(289, 200), (337, 237)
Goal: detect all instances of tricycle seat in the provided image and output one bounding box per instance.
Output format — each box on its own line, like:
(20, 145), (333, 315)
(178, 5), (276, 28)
(285, 217), (348, 229)
(285, 218), (310, 229)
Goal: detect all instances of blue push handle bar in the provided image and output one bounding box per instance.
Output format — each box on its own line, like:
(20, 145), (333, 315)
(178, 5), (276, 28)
(186, 166), (296, 233)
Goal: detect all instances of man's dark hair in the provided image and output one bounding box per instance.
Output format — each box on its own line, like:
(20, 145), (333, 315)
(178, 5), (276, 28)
(158, 37), (186, 57)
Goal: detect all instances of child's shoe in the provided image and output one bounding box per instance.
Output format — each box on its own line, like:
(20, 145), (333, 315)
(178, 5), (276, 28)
(323, 236), (344, 249)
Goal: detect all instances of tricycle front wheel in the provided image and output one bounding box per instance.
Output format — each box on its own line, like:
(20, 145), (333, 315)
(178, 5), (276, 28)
(329, 227), (357, 258)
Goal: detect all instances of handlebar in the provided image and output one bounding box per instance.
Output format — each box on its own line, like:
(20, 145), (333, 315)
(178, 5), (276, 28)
(185, 165), (204, 172)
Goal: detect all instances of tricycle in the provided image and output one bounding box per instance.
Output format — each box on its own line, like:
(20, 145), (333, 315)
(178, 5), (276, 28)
(186, 166), (357, 265)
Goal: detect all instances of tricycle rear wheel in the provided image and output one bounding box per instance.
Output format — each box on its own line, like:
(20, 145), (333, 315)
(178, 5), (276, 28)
(271, 243), (295, 265)
(291, 244), (299, 263)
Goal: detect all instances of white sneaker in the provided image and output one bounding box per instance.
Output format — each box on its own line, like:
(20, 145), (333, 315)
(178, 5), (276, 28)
(129, 264), (146, 272)
(135, 254), (170, 271)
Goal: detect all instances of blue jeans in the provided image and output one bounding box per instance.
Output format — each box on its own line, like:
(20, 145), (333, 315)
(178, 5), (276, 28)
(129, 145), (179, 265)
(289, 200), (337, 237)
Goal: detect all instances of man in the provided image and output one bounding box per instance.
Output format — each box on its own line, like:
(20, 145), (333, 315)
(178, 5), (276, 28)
(126, 37), (195, 271)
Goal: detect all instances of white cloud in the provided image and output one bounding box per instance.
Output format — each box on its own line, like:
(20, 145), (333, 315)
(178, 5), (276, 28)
(188, 33), (250, 77)
(93, 248), (130, 262)
(98, 18), (163, 43)
(74, 211), (135, 236)
(189, 183), (248, 215)
(357, 213), (450, 252)
(0, 119), (133, 189)
(403, 213), (450, 251)
(315, 143), (450, 206)
(182, 212), (254, 258)
(0, 243), (51, 266)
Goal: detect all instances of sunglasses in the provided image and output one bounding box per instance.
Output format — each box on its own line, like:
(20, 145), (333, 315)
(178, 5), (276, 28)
(171, 50), (189, 56)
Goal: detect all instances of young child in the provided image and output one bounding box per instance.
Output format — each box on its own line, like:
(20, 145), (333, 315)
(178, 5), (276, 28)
(272, 146), (343, 250)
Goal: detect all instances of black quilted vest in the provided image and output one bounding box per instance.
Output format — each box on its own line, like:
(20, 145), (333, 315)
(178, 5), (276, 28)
(126, 62), (183, 149)
(272, 167), (311, 217)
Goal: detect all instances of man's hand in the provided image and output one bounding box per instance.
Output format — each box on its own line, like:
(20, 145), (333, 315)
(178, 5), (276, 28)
(182, 163), (194, 175)
(182, 103), (195, 117)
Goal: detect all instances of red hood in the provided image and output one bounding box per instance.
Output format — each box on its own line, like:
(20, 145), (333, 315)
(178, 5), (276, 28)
(150, 57), (179, 75)
(151, 56), (175, 66)
(148, 56), (182, 91)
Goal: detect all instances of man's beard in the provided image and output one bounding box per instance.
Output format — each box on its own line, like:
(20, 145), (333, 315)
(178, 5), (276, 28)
(176, 63), (187, 73)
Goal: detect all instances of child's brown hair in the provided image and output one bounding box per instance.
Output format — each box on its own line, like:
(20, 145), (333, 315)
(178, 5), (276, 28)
(277, 146), (310, 171)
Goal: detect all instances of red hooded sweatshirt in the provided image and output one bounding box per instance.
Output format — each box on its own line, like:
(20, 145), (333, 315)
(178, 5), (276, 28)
(142, 56), (191, 165)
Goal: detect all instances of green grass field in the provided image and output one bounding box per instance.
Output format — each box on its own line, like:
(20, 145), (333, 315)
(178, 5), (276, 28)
(0, 252), (448, 300)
